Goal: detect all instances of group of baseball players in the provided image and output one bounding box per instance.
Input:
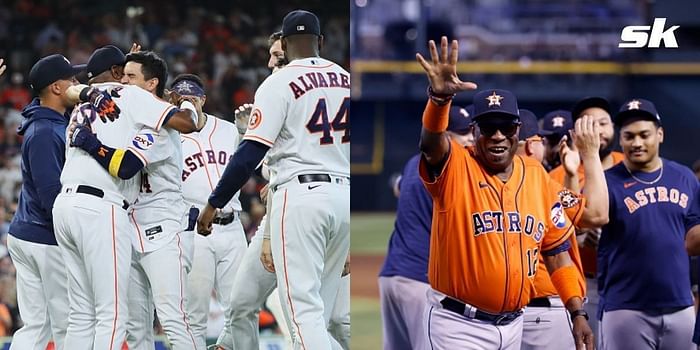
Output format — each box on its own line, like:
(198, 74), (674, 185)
(380, 36), (700, 350)
(5, 8), (349, 350)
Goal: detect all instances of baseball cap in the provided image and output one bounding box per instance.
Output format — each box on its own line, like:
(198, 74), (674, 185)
(518, 109), (551, 140)
(472, 89), (520, 122)
(86, 45), (126, 79)
(614, 98), (661, 126)
(28, 54), (85, 93)
(171, 76), (205, 97)
(282, 10), (321, 37)
(571, 96), (611, 121)
(447, 105), (473, 134)
(542, 110), (572, 137)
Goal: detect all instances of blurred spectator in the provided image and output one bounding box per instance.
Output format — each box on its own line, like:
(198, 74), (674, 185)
(0, 73), (31, 111)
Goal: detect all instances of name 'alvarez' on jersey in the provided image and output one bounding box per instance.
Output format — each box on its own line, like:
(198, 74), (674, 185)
(243, 57), (350, 187)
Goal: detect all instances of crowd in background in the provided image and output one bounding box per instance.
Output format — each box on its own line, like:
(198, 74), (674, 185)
(0, 0), (348, 337)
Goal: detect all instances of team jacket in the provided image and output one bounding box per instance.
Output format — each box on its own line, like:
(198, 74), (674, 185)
(9, 98), (67, 245)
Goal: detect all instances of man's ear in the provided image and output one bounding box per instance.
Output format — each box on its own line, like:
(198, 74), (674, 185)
(318, 35), (324, 52)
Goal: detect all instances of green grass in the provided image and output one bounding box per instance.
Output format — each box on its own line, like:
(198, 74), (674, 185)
(351, 212), (395, 350)
(350, 297), (383, 350)
(351, 212), (396, 255)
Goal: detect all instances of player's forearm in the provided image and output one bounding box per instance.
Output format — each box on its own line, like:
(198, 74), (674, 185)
(208, 140), (269, 208)
(166, 109), (198, 134)
(65, 84), (92, 105)
(579, 153), (609, 228)
(544, 251), (586, 307)
(686, 225), (700, 255)
(419, 100), (451, 166)
(563, 172), (580, 193)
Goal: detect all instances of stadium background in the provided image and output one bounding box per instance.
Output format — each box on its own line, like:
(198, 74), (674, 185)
(0, 0), (348, 348)
(351, 0), (700, 348)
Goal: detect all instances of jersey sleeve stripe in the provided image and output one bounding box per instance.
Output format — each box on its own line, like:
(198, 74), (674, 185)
(542, 222), (575, 252)
(155, 105), (177, 131)
(127, 146), (149, 166)
(243, 135), (274, 147)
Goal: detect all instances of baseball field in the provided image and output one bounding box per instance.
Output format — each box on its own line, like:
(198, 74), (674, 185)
(351, 212), (396, 350)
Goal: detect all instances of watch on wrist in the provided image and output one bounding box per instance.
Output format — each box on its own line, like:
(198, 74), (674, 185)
(570, 309), (589, 321)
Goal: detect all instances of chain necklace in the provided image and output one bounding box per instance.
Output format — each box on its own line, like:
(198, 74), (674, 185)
(624, 160), (663, 185)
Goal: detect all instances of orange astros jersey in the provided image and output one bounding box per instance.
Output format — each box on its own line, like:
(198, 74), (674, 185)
(531, 176), (587, 299)
(549, 151), (623, 277)
(419, 140), (580, 314)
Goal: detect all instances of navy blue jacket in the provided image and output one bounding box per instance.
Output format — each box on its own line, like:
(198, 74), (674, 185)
(8, 98), (67, 245)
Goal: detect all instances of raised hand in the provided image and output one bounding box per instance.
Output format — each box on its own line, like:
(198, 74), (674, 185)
(559, 135), (581, 177)
(572, 114), (601, 158)
(130, 42), (141, 54)
(234, 103), (254, 135)
(415, 36), (477, 95)
(0, 58), (6, 77)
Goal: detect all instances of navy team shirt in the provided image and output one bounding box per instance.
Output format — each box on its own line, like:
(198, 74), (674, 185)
(379, 154), (432, 283)
(598, 159), (698, 318)
(688, 187), (700, 344)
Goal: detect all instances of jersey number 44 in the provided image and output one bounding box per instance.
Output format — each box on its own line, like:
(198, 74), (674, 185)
(306, 97), (350, 145)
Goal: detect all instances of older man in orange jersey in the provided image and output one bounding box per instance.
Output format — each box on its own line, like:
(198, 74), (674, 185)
(415, 36), (607, 350)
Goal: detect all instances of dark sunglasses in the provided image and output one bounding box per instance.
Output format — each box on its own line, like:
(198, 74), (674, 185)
(477, 121), (521, 138)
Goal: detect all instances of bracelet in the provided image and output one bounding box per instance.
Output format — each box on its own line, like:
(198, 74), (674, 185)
(570, 309), (589, 321)
(427, 86), (455, 106)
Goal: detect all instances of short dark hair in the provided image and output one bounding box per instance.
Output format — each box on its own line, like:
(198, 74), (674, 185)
(125, 51), (168, 98)
(171, 73), (204, 89)
(268, 31), (283, 47)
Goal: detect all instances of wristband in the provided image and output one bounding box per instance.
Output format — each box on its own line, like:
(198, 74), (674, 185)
(549, 265), (584, 305)
(570, 309), (589, 321)
(427, 86), (455, 106)
(180, 100), (197, 119)
(421, 99), (450, 133)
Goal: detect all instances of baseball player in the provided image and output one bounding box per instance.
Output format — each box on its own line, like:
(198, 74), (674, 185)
(378, 105), (474, 350)
(199, 9), (349, 350)
(517, 108), (609, 349)
(548, 97), (624, 337)
(541, 110), (573, 170)
(415, 37), (601, 349)
(516, 109), (549, 163)
(685, 188), (700, 346)
(168, 73), (248, 349)
(72, 50), (204, 349)
(6, 54), (83, 350)
(597, 98), (697, 350)
(55, 45), (201, 350)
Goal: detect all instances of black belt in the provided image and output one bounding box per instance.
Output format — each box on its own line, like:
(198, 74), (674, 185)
(76, 185), (129, 210)
(213, 211), (239, 225)
(527, 297), (552, 308)
(297, 174), (332, 184)
(440, 297), (522, 326)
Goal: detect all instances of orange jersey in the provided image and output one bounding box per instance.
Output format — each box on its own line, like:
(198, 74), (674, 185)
(419, 141), (578, 313)
(549, 151), (624, 276)
(531, 175), (587, 298)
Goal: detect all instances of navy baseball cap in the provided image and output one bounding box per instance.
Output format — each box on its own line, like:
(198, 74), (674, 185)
(542, 110), (572, 136)
(472, 89), (520, 122)
(447, 105), (473, 134)
(614, 98), (661, 126)
(172, 79), (205, 97)
(28, 54), (85, 93)
(282, 10), (321, 37)
(86, 45), (126, 79)
(571, 97), (611, 121)
(518, 109), (551, 139)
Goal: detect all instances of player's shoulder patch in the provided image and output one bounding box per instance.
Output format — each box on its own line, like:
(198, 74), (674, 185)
(550, 202), (567, 229)
(557, 189), (580, 209)
(132, 132), (156, 151)
(248, 108), (263, 130)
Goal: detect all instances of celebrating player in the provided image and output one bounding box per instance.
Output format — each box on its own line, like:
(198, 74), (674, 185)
(172, 73), (249, 349)
(597, 99), (698, 349)
(199, 9), (350, 349)
(57, 45), (200, 349)
(7, 54), (83, 350)
(378, 104), (474, 350)
(515, 109), (548, 163)
(415, 36), (600, 349)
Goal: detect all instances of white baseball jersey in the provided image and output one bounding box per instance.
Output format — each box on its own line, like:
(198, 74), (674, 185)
(61, 82), (176, 204)
(244, 57), (350, 187)
(130, 126), (188, 253)
(181, 114), (242, 212)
